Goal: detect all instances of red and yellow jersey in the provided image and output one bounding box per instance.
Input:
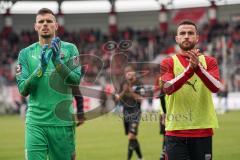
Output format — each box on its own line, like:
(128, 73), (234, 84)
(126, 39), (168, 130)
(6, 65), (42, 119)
(160, 53), (221, 137)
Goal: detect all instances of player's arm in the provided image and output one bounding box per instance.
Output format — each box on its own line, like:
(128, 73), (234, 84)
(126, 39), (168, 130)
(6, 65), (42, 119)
(194, 56), (222, 93)
(160, 94), (166, 113)
(16, 46), (51, 96)
(51, 37), (81, 86)
(115, 83), (128, 101)
(128, 84), (145, 102)
(160, 57), (194, 95)
(128, 91), (143, 102)
(72, 86), (85, 126)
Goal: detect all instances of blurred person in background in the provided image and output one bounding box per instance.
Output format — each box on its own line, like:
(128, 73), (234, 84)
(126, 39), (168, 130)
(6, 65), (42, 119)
(72, 86), (85, 126)
(216, 79), (229, 114)
(159, 93), (166, 160)
(115, 65), (145, 160)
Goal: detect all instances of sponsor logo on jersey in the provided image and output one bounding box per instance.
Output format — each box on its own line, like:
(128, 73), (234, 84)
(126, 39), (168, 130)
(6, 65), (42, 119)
(32, 55), (38, 60)
(132, 123), (137, 127)
(185, 79), (197, 92)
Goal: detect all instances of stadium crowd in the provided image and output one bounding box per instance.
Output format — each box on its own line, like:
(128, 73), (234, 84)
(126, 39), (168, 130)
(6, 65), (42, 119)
(0, 21), (240, 91)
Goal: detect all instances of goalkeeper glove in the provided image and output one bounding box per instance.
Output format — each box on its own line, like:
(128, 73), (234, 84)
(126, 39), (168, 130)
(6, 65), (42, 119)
(40, 44), (52, 73)
(51, 37), (61, 64)
(35, 44), (51, 77)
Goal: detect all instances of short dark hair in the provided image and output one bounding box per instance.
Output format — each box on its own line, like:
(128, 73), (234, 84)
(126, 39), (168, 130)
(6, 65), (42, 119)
(124, 65), (135, 72)
(177, 19), (198, 32)
(37, 8), (55, 16)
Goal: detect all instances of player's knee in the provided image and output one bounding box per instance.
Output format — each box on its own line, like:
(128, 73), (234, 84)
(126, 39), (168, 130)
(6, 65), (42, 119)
(128, 133), (136, 140)
(71, 153), (76, 160)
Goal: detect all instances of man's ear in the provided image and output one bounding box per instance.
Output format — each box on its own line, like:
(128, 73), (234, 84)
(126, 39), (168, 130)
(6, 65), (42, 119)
(175, 35), (179, 43)
(55, 22), (59, 31)
(195, 35), (199, 43)
(34, 23), (37, 31)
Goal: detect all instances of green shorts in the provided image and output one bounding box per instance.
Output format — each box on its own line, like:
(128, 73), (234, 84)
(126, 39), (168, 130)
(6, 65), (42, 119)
(25, 124), (75, 160)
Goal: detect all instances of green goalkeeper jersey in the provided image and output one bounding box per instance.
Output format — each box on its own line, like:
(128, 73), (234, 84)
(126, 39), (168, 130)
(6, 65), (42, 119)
(16, 41), (81, 126)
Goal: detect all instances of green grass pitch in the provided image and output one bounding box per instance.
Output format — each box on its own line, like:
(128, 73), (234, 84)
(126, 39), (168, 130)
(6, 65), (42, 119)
(0, 111), (240, 160)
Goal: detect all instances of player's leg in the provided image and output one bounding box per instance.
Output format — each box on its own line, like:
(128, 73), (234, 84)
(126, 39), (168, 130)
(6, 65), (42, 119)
(124, 120), (134, 160)
(161, 136), (166, 160)
(165, 136), (190, 160)
(128, 122), (143, 160)
(47, 126), (76, 160)
(124, 120), (129, 135)
(128, 133), (136, 160)
(223, 95), (228, 113)
(159, 116), (166, 160)
(189, 136), (212, 160)
(160, 135), (166, 160)
(25, 124), (48, 160)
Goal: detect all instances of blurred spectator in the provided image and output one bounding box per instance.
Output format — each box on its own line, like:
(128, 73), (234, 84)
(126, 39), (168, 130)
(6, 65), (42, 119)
(0, 21), (240, 91)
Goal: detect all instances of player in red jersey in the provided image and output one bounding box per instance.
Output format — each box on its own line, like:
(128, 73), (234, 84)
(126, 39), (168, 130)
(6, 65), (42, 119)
(159, 20), (222, 160)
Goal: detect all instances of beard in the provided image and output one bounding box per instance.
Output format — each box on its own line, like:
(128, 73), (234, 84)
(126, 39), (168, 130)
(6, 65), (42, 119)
(179, 41), (195, 51)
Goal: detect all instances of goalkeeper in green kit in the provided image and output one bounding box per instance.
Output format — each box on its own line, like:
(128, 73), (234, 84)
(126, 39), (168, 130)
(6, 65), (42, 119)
(16, 8), (81, 160)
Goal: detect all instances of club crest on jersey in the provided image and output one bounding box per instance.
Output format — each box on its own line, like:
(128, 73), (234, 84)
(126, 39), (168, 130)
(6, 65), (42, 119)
(60, 52), (65, 59)
(16, 64), (22, 75)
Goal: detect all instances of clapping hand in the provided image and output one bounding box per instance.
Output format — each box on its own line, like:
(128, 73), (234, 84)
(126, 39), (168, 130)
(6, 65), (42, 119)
(40, 44), (51, 74)
(186, 49), (201, 69)
(51, 37), (61, 63)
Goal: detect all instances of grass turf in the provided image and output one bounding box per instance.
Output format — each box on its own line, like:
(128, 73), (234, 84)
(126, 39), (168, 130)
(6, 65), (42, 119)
(0, 111), (240, 160)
